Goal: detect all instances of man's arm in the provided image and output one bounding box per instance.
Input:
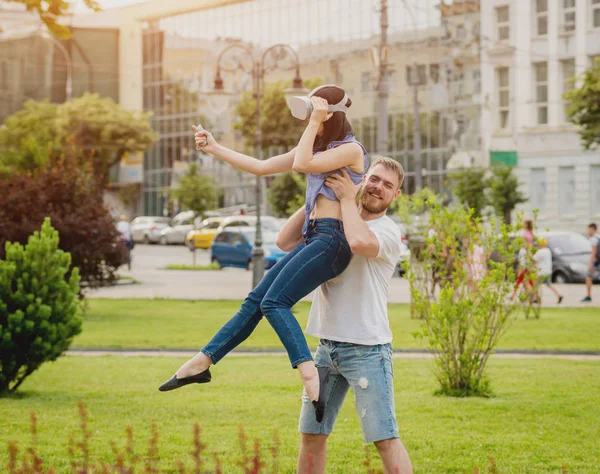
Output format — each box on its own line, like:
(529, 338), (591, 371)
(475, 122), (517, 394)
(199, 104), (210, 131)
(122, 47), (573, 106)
(276, 206), (305, 252)
(325, 171), (380, 258)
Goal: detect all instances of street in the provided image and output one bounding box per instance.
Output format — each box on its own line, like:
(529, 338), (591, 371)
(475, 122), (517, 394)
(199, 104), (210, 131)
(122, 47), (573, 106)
(88, 244), (597, 307)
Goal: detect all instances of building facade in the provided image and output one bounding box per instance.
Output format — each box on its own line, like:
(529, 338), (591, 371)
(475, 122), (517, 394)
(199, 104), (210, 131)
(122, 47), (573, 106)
(481, 0), (600, 230)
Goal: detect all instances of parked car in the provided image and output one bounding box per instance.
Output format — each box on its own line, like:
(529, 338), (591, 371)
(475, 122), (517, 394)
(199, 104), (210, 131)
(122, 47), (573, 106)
(131, 216), (172, 244)
(186, 215), (282, 250)
(184, 217), (225, 250)
(544, 231), (597, 283)
(210, 227), (286, 270)
(159, 211), (195, 245)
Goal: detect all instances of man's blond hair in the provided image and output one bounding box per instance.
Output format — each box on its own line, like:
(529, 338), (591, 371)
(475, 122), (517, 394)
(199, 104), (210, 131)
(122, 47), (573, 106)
(368, 155), (405, 188)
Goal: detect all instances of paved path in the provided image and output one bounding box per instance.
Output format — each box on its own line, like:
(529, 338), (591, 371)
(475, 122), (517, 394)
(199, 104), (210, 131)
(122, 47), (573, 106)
(67, 349), (600, 361)
(88, 245), (599, 307)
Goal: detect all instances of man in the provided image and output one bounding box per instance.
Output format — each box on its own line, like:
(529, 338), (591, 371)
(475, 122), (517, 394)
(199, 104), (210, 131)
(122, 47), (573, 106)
(277, 157), (413, 474)
(582, 223), (599, 303)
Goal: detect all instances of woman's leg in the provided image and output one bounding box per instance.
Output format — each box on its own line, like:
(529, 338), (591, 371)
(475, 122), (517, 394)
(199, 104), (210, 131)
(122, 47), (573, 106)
(174, 242), (306, 378)
(259, 225), (352, 400)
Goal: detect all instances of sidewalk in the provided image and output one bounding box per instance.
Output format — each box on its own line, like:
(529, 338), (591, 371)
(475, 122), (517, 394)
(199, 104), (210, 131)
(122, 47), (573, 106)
(67, 348), (600, 361)
(88, 267), (599, 307)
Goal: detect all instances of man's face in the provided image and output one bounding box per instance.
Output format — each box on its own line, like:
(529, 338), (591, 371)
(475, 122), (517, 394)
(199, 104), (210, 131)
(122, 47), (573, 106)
(359, 164), (401, 214)
(589, 226), (596, 237)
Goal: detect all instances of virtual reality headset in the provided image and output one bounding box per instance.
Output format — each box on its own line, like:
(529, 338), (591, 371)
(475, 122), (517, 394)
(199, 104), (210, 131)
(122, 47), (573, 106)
(288, 84), (350, 120)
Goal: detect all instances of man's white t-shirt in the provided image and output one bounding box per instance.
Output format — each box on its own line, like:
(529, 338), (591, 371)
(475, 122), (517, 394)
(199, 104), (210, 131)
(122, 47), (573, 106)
(305, 215), (402, 345)
(533, 247), (552, 277)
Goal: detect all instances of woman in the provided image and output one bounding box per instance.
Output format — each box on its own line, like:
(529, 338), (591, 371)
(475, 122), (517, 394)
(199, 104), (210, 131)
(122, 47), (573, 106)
(159, 85), (368, 422)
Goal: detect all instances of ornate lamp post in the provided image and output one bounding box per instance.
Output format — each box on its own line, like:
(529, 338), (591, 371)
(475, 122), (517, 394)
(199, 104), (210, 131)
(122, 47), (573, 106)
(209, 43), (307, 288)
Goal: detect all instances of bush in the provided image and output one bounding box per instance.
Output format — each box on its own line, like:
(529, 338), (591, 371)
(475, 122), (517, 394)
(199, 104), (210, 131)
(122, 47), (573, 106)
(267, 172), (306, 217)
(0, 158), (126, 289)
(408, 205), (524, 397)
(0, 218), (82, 394)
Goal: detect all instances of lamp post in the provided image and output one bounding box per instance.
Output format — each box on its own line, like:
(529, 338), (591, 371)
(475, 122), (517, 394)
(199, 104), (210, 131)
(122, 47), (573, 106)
(210, 43), (307, 288)
(39, 31), (72, 101)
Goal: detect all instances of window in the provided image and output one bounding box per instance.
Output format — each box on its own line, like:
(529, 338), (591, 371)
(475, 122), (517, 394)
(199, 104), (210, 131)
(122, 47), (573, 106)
(387, 69), (397, 93)
(534, 62), (548, 125)
(496, 5), (510, 41)
(214, 232), (229, 244)
(535, 0), (548, 35)
(591, 165), (600, 215)
(230, 233), (245, 247)
(472, 69), (481, 94)
(558, 166), (576, 215)
(430, 63), (440, 83)
(530, 168), (546, 214)
(561, 0), (576, 32)
(497, 67), (510, 128)
(593, 0), (600, 28)
(406, 64), (427, 86)
(204, 221), (221, 230)
(361, 72), (372, 93)
(562, 59), (576, 119)
(456, 24), (466, 41)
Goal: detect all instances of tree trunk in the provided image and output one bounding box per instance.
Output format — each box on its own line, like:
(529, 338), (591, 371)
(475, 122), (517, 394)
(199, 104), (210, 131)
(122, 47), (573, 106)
(504, 209), (511, 225)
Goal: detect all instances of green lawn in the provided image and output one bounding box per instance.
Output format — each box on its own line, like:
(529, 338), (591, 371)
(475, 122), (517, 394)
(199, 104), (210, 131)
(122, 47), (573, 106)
(74, 299), (600, 351)
(1, 356), (598, 473)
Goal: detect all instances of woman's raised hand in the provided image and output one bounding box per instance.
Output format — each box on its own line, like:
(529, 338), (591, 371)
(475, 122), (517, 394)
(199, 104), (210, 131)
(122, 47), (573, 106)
(191, 125), (218, 153)
(309, 97), (332, 125)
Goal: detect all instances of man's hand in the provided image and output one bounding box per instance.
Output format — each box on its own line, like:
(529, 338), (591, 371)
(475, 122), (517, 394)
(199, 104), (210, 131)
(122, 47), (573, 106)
(325, 169), (359, 203)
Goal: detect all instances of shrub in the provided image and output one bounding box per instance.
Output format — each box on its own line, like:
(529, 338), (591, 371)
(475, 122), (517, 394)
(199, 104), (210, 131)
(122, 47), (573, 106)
(267, 172), (307, 217)
(0, 158), (126, 289)
(0, 218), (82, 394)
(408, 205), (524, 397)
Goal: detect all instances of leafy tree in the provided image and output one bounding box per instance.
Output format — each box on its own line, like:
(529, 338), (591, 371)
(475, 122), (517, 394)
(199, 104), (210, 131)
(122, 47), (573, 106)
(488, 165), (527, 225)
(0, 94), (157, 188)
(234, 78), (322, 152)
(3, 0), (100, 38)
(447, 167), (489, 218)
(267, 172), (307, 218)
(0, 155), (126, 289)
(564, 57), (600, 150)
(172, 163), (217, 221)
(0, 218), (82, 394)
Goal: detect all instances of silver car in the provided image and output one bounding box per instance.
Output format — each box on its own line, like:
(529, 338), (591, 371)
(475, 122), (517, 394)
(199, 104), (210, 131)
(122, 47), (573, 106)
(131, 216), (172, 244)
(159, 211), (196, 245)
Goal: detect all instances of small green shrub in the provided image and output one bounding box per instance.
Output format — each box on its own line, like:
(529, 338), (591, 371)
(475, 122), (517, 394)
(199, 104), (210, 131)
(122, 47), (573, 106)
(0, 218), (82, 394)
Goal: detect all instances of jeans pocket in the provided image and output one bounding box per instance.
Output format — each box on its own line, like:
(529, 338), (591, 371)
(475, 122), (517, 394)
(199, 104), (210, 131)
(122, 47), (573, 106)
(331, 238), (353, 277)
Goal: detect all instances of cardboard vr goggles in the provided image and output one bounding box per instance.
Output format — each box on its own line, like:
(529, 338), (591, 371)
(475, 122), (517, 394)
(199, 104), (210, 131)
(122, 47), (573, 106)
(288, 84), (350, 120)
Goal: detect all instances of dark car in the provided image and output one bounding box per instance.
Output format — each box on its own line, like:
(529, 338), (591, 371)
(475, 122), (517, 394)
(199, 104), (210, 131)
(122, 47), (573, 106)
(210, 227), (287, 270)
(545, 231), (597, 284)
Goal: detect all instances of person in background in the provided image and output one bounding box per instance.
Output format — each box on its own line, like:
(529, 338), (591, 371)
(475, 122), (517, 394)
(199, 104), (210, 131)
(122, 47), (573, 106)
(116, 214), (134, 270)
(582, 223), (599, 303)
(533, 238), (563, 305)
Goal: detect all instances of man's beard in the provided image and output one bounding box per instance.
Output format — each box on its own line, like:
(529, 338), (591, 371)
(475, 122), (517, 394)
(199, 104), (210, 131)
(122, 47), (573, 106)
(359, 188), (391, 214)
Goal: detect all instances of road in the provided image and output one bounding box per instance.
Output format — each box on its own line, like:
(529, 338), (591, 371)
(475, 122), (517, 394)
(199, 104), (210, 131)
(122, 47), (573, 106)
(87, 244), (598, 307)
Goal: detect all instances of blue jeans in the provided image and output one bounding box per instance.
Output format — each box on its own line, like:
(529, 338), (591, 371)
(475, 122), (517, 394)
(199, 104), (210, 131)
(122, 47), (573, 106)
(201, 218), (352, 368)
(298, 340), (399, 443)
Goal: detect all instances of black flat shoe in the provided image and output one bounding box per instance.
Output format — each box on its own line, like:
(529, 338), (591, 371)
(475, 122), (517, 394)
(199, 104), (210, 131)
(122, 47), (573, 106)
(311, 366), (330, 423)
(158, 368), (211, 392)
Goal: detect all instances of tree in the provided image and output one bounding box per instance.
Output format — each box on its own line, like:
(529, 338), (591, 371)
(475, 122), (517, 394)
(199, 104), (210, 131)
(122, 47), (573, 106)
(3, 0), (101, 38)
(234, 78), (322, 152)
(0, 218), (82, 394)
(564, 57), (600, 150)
(488, 165), (527, 225)
(0, 94), (158, 188)
(0, 155), (126, 289)
(172, 163), (217, 221)
(447, 167), (489, 218)
(267, 172), (307, 217)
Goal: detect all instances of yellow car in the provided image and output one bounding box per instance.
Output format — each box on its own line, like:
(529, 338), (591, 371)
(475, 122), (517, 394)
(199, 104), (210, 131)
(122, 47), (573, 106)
(185, 217), (224, 250)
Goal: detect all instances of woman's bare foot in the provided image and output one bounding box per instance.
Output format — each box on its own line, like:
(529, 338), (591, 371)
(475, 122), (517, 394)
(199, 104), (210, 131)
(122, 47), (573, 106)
(297, 361), (320, 402)
(175, 352), (212, 378)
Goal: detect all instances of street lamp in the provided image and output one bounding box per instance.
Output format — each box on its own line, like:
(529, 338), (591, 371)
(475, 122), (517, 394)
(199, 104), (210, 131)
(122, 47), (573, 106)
(208, 43), (307, 289)
(39, 31), (73, 101)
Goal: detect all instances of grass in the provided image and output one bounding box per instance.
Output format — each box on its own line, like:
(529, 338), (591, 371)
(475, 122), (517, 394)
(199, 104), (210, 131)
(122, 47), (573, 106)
(73, 299), (600, 351)
(164, 263), (221, 271)
(1, 356), (598, 473)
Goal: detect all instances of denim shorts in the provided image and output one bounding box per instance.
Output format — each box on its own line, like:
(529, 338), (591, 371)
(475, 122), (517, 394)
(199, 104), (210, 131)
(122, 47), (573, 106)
(298, 339), (399, 443)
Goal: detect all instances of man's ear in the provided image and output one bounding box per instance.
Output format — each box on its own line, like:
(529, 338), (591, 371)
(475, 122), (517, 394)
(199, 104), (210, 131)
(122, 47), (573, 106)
(393, 189), (401, 200)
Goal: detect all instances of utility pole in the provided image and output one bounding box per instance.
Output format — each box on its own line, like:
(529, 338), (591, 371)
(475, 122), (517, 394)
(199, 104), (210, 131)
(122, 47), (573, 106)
(411, 62), (423, 190)
(376, 0), (389, 156)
